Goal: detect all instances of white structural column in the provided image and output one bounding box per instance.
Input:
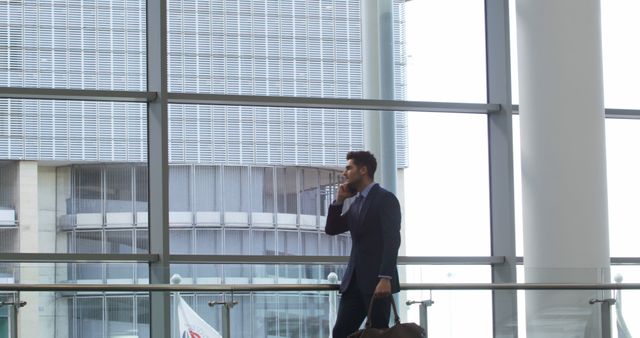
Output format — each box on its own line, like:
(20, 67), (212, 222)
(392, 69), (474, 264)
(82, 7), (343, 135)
(516, 1), (610, 337)
(362, 0), (397, 193)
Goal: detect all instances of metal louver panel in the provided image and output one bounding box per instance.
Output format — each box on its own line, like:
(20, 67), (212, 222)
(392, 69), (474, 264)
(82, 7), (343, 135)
(0, 0), (407, 167)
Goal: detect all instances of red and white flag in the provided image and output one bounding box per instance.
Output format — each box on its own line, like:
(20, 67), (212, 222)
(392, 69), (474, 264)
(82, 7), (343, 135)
(177, 296), (222, 338)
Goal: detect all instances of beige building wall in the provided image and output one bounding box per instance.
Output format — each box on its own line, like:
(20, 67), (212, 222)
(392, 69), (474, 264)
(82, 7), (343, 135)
(15, 163), (61, 338)
(17, 161), (41, 338)
(38, 166), (59, 338)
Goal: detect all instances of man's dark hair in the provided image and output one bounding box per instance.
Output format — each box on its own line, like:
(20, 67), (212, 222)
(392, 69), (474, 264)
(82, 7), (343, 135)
(347, 151), (377, 179)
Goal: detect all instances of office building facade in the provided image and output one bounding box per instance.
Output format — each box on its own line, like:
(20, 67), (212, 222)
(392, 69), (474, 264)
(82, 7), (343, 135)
(0, 1), (407, 337)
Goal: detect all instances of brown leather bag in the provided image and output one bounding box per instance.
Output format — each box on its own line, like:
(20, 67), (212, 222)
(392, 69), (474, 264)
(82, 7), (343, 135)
(347, 296), (426, 338)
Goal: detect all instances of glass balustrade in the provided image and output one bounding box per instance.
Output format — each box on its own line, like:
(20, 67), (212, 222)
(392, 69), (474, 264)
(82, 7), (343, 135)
(0, 264), (637, 338)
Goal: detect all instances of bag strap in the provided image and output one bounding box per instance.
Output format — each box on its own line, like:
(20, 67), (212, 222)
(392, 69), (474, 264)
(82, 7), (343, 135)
(364, 295), (401, 328)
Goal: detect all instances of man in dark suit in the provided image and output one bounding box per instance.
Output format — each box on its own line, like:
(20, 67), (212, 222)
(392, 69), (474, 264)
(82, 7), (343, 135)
(325, 151), (402, 338)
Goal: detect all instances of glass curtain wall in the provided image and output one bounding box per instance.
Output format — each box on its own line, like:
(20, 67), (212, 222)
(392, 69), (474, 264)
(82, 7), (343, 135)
(3, 0), (487, 336)
(9, 0), (640, 337)
(1, 0), (150, 337)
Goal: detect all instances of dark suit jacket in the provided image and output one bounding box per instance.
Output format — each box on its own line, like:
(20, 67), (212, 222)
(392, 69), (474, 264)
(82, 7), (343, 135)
(325, 183), (401, 294)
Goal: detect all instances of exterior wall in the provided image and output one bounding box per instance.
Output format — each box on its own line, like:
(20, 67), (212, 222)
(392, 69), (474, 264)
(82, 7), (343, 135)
(0, 0), (408, 167)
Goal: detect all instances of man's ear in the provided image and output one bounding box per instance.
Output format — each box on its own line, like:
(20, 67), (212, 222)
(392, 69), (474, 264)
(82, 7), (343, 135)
(359, 165), (368, 177)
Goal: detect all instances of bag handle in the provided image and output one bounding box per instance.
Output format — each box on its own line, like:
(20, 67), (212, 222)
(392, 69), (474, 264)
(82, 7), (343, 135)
(364, 294), (401, 328)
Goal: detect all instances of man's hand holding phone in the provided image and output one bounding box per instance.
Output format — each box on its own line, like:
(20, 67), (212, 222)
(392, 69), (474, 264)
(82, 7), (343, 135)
(336, 183), (357, 204)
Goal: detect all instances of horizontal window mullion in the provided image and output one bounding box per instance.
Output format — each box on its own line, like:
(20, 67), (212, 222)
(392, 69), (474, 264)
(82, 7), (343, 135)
(168, 93), (499, 114)
(0, 87), (156, 102)
(0, 252), (157, 263)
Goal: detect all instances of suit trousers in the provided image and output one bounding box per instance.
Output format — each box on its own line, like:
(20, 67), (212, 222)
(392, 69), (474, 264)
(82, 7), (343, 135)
(331, 275), (392, 338)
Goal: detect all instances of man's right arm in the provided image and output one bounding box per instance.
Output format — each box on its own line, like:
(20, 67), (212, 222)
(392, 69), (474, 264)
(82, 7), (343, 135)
(325, 202), (348, 235)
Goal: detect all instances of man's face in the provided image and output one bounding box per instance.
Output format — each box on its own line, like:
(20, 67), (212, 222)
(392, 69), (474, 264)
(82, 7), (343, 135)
(343, 159), (367, 188)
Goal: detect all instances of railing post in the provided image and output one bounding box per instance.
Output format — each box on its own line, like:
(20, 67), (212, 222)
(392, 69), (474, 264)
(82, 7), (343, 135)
(10, 301), (17, 338)
(209, 297), (238, 338)
(0, 296), (26, 338)
(419, 301), (428, 336)
(589, 298), (615, 338)
(407, 299), (434, 338)
(222, 302), (231, 338)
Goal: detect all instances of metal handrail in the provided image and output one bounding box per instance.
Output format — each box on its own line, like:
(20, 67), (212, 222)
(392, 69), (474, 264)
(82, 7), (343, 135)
(0, 253), (504, 265)
(2, 282), (640, 292)
(4, 253), (640, 265)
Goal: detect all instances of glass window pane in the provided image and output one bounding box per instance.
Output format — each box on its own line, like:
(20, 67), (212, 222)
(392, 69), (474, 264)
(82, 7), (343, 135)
(166, 0), (407, 100)
(252, 229), (276, 280)
(252, 230), (276, 256)
(278, 230), (299, 256)
(253, 294), (278, 337)
(228, 294), (251, 337)
(136, 229), (149, 281)
(107, 296), (134, 337)
(0, 1), (146, 90)
(513, 116), (524, 256)
(170, 229), (191, 254)
(319, 170), (338, 217)
(278, 230), (299, 281)
(405, 266), (492, 337)
(606, 119), (640, 257)
(405, 1), (486, 102)
(301, 294), (329, 338)
(301, 231), (320, 280)
(76, 231), (103, 281)
(251, 167), (275, 213)
(76, 297), (105, 338)
(74, 166), (102, 214)
(135, 229), (148, 253)
(194, 166), (221, 212)
(0, 228), (18, 254)
(601, 2), (640, 109)
(105, 166), (133, 213)
(337, 235), (351, 256)
(169, 165), (191, 212)
(137, 295), (150, 338)
(0, 162), (16, 211)
(106, 230), (134, 281)
(301, 231), (318, 256)
(194, 294), (223, 335)
(170, 229), (192, 280)
(223, 166), (250, 212)
(135, 165), (148, 214)
(275, 294), (301, 338)
(134, 165), (148, 227)
(166, 104), (406, 168)
(195, 230), (222, 282)
(76, 231), (102, 254)
(224, 229), (249, 255)
(300, 168), (318, 216)
(224, 229), (251, 280)
(277, 167), (298, 214)
(404, 112), (490, 256)
(106, 230), (133, 254)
